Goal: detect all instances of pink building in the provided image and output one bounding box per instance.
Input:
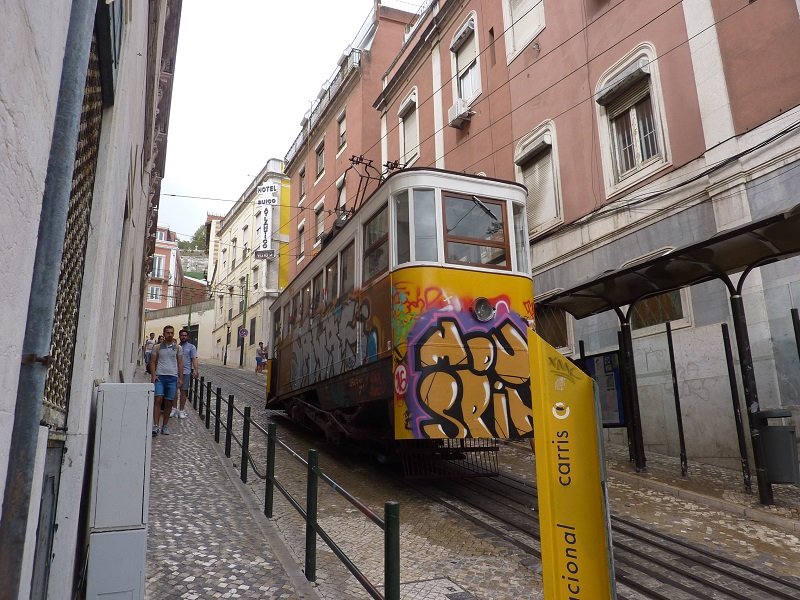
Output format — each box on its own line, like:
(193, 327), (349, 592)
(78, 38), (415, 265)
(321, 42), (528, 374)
(145, 226), (182, 310)
(284, 2), (415, 282)
(368, 0), (800, 468)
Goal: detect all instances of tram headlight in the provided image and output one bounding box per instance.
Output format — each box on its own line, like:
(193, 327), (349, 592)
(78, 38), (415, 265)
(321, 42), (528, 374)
(470, 297), (494, 322)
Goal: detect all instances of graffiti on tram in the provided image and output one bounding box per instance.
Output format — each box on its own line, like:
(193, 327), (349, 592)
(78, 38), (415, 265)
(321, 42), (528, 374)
(402, 304), (533, 439)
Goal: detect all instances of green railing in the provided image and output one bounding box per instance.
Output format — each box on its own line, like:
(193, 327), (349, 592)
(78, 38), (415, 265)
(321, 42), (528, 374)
(191, 376), (400, 600)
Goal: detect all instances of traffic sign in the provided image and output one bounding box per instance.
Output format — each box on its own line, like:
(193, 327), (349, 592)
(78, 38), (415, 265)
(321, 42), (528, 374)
(239, 328), (249, 338)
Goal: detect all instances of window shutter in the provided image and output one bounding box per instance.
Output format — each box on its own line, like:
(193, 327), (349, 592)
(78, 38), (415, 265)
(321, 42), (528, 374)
(510, 0), (538, 51)
(403, 107), (418, 161)
(606, 78), (650, 119)
(522, 148), (556, 234)
(457, 32), (476, 73)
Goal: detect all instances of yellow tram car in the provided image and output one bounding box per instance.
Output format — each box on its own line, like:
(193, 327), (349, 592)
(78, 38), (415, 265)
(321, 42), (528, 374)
(268, 168), (534, 472)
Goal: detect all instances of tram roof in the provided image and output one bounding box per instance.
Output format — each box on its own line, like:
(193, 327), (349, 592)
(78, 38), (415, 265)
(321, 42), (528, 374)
(536, 203), (800, 319)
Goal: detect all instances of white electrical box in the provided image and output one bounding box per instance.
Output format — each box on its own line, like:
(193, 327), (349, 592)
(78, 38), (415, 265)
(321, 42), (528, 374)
(86, 383), (153, 600)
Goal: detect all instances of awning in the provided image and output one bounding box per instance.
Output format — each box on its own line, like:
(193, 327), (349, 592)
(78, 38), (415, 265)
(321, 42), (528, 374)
(537, 204), (800, 319)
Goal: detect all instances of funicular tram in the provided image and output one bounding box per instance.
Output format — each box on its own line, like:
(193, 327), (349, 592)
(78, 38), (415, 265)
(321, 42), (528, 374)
(266, 167), (536, 477)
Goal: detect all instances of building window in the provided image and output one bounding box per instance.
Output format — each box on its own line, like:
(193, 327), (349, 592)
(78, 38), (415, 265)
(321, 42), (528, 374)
(503, 0), (545, 60)
(242, 242), (248, 260)
(338, 112), (347, 149)
(337, 176), (347, 210)
(221, 249), (226, 273)
(298, 221), (305, 260)
(315, 202), (325, 243)
(537, 304), (572, 351)
(595, 44), (669, 193)
(252, 267), (259, 290)
(250, 317), (256, 346)
(218, 294), (224, 314)
(514, 122), (561, 238)
(156, 230), (165, 241)
(315, 141), (325, 177)
(630, 289), (690, 334)
(148, 286), (161, 301)
(152, 255), (165, 278)
(363, 204), (389, 283)
(443, 193), (508, 269)
(398, 89), (419, 165)
(231, 238), (237, 268)
(299, 169), (306, 200)
(451, 15), (480, 102)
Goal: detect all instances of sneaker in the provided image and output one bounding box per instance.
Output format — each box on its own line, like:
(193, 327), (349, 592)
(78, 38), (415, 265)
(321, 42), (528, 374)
(170, 407), (178, 418)
(152, 425), (159, 436)
(179, 410), (187, 419)
(161, 426), (170, 435)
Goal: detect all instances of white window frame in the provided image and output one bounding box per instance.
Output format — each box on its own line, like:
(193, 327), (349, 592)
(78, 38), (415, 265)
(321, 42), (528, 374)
(336, 174), (347, 210)
(252, 266), (259, 290)
(152, 254), (165, 278)
(450, 13), (482, 104)
(297, 219), (306, 263)
(156, 230), (165, 241)
(337, 109), (347, 153)
(314, 199), (325, 247)
(514, 120), (563, 238)
(148, 285), (161, 301)
(315, 139), (325, 180)
(398, 88), (420, 166)
(595, 43), (671, 197)
(628, 287), (692, 338)
(299, 168), (306, 203)
(502, 0), (545, 64)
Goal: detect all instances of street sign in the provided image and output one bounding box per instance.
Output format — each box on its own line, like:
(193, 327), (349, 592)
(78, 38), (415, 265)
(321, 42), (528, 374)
(239, 328), (249, 338)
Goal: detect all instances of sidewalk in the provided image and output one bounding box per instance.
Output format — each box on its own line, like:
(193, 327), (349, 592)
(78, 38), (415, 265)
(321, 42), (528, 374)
(139, 369), (319, 600)
(603, 441), (800, 532)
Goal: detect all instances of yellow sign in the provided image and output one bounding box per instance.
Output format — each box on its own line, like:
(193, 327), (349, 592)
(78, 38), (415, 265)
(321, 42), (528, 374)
(530, 332), (616, 600)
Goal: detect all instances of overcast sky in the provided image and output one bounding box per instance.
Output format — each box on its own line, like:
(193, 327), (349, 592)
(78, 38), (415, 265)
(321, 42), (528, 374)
(159, 0), (422, 240)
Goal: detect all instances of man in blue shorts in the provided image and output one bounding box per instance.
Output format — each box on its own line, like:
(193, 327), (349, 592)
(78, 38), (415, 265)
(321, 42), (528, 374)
(150, 325), (182, 436)
(171, 328), (198, 419)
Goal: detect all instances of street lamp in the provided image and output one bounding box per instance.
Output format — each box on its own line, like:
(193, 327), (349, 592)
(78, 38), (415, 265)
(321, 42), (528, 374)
(224, 324), (231, 365)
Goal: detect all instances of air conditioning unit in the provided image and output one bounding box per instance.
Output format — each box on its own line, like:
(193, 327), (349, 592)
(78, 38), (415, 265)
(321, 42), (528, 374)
(448, 98), (472, 129)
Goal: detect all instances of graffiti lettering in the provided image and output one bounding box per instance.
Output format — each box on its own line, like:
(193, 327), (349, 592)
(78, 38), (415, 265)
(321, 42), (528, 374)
(406, 309), (532, 439)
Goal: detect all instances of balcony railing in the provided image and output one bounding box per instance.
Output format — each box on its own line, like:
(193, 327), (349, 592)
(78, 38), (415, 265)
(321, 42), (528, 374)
(150, 268), (167, 279)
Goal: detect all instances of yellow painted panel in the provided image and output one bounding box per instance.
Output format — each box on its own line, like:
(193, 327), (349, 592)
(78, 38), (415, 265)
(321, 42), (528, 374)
(391, 266), (535, 439)
(530, 331), (616, 600)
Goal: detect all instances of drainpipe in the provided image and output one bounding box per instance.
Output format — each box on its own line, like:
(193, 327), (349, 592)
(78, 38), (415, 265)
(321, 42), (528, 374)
(0, 0), (96, 596)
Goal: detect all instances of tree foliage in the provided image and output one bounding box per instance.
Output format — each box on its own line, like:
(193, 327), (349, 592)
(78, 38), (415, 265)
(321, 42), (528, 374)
(178, 224), (206, 251)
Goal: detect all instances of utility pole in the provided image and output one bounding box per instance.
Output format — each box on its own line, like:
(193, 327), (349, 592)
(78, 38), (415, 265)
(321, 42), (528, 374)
(239, 273), (249, 368)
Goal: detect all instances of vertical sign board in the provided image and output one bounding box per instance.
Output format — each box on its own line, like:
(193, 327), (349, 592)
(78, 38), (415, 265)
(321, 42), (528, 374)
(530, 331), (616, 600)
(255, 183), (279, 255)
(583, 351), (625, 428)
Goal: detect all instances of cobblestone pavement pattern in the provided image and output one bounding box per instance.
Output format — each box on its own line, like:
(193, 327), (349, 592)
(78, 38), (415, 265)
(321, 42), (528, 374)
(142, 367), (318, 600)
(148, 363), (800, 599)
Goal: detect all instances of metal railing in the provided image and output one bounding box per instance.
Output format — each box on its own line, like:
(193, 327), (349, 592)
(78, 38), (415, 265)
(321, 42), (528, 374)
(189, 376), (400, 600)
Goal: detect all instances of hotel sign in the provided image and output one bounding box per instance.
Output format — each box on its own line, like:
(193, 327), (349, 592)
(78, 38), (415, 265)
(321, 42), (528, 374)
(255, 182), (278, 257)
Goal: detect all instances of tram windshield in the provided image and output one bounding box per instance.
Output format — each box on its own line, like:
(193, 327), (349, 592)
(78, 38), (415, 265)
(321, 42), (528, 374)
(444, 194), (508, 269)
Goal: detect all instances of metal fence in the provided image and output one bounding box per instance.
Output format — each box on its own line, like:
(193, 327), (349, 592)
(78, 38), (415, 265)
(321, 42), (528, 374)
(190, 377), (400, 600)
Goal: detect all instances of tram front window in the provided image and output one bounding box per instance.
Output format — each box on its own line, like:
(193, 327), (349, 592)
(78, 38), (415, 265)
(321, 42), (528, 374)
(444, 194), (508, 269)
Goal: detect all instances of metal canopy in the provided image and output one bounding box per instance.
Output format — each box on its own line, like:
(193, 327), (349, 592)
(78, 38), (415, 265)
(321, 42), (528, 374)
(538, 204), (800, 319)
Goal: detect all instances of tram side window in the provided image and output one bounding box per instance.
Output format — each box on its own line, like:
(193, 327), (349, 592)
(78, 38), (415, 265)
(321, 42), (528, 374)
(364, 205), (389, 282)
(326, 257), (338, 305)
(443, 194), (508, 269)
(312, 271), (323, 316)
(302, 283), (311, 323)
(395, 191), (410, 265)
(513, 202), (530, 273)
(414, 188), (437, 261)
(341, 241), (356, 297)
(273, 306), (281, 346)
(285, 298), (294, 334)
(291, 293), (300, 330)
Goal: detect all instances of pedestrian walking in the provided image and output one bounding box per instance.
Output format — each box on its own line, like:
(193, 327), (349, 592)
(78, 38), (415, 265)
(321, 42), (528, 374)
(172, 328), (198, 420)
(256, 341), (266, 373)
(150, 325), (182, 436)
(143, 332), (156, 373)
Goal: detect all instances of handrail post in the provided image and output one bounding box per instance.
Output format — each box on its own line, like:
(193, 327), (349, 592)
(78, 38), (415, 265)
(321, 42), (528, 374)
(199, 378), (206, 418)
(205, 382), (211, 429)
(240, 407), (251, 483)
(194, 377), (206, 419)
(384, 501), (400, 600)
(214, 386), (222, 443)
(305, 449), (318, 582)
(265, 422), (276, 518)
(225, 394), (234, 458)
(194, 375), (202, 410)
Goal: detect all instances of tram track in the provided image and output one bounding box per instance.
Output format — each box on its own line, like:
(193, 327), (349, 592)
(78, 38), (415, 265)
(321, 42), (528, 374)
(198, 363), (800, 600)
